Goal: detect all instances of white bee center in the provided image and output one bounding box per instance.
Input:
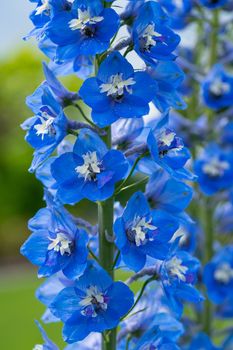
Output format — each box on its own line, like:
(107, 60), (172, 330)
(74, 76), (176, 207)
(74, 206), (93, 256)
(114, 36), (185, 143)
(48, 233), (72, 256)
(159, 130), (176, 147)
(80, 286), (107, 318)
(131, 216), (157, 247)
(69, 8), (104, 31)
(34, 113), (54, 140)
(171, 227), (187, 246)
(202, 157), (230, 177)
(209, 78), (231, 96)
(214, 263), (233, 284)
(142, 24), (163, 50)
(100, 73), (136, 97)
(35, 0), (50, 15)
(166, 256), (188, 282)
(75, 151), (102, 181)
(173, 0), (183, 9)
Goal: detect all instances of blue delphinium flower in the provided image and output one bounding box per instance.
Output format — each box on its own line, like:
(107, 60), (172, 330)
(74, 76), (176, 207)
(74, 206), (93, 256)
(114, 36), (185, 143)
(112, 118), (144, 151)
(114, 191), (179, 272)
(33, 320), (59, 350)
(133, 1), (180, 64)
(202, 64), (233, 110)
(46, 0), (119, 60)
(21, 82), (68, 172)
(159, 248), (203, 316)
(51, 128), (129, 204)
(20, 192), (88, 279)
(145, 168), (193, 214)
(50, 261), (134, 343)
(187, 332), (220, 350)
(160, 0), (192, 29)
(148, 61), (187, 112)
(79, 52), (158, 127)
(194, 143), (233, 195)
(199, 0), (228, 9)
(203, 245), (233, 304)
(146, 114), (194, 181)
(223, 333), (233, 350)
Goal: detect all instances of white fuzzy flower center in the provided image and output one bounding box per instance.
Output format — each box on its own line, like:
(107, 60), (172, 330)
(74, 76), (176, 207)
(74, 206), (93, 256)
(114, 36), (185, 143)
(48, 233), (72, 256)
(214, 263), (233, 284)
(69, 8), (104, 31)
(159, 130), (176, 147)
(80, 286), (107, 318)
(100, 73), (136, 97)
(35, 0), (50, 15)
(142, 24), (163, 51)
(131, 216), (157, 247)
(33, 345), (43, 350)
(209, 78), (231, 96)
(171, 227), (187, 246)
(202, 157), (229, 177)
(75, 151), (101, 181)
(166, 256), (188, 282)
(34, 113), (55, 140)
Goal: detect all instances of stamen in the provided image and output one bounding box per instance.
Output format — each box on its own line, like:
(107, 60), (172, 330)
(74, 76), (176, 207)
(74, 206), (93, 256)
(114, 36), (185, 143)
(69, 8), (104, 31)
(35, 0), (50, 16)
(80, 286), (108, 318)
(214, 263), (233, 284)
(166, 256), (188, 281)
(130, 216), (157, 247)
(75, 152), (102, 181)
(34, 113), (55, 140)
(202, 157), (229, 177)
(48, 233), (72, 256)
(209, 78), (230, 96)
(142, 24), (165, 51)
(100, 73), (135, 98)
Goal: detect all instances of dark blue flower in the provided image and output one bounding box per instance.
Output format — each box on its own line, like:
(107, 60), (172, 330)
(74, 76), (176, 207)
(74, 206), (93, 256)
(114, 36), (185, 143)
(50, 262), (134, 342)
(159, 248), (203, 317)
(20, 193), (88, 279)
(203, 245), (233, 304)
(79, 52), (158, 127)
(114, 191), (179, 272)
(133, 1), (180, 64)
(46, 0), (119, 60)
(51, 128), (129, 203)
(199, 0), (228, 9)
(187, 332), (220, 350)
(194, 143), (233, 195)
(22, 82), (68, 172)
(202, 64), (233, 110)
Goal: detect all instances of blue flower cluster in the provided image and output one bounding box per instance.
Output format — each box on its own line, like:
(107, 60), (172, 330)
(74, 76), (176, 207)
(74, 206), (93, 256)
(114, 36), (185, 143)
(21, 1), (233, 349)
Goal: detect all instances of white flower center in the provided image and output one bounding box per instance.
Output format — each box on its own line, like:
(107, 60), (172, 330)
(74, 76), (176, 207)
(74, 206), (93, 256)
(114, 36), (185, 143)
(131, 216), (157, 247)
(100, 73), (136, 97)
(166, 256), (188, 282)
(173, 0), (183, 9)
(75, 151), (102, 181)
(170, 227), (187, 246)
(202, 157), (230, 177)
(209, 78), (231, 96)
(35, 0), (50, 15)
(159, 130), (176, 147)
(33, 345), (43, 350)
(69, 8), (104, 31)
(142, 24), (163, 51)
(48, 233), (72, 256)
(34, 113), (55, 140)
(80, 286), (107, 318)
(214, 263), (233, 284)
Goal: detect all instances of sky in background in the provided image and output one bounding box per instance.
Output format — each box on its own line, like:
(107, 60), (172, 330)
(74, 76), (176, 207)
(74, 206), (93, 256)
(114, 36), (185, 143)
(1, 1), (34, 58)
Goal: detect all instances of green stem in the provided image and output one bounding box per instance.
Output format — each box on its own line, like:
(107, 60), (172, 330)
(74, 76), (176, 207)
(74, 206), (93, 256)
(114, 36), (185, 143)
(98, 127), (116, 350)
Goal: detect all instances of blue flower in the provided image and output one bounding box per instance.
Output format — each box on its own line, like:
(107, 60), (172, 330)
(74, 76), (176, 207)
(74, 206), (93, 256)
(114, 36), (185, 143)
(49, 262), (134, 342)
(187, 332), (220, 350)
(112, 118), (144, 151)
(199, 0), (228, 9)
(203, 245), (233, 304)
(51, 128), (128, 204)
(20, 192), (88, 279)
(194, 143), (233, 195)
(46, 0), (119, 60)
(145, 168), (193, 214)
(148, 61), (187, 112)
(22, 82), (68, 172)
(160, 0), (193, 29)
(34, 321), (59, 350)
(133, 1), (180, 64)
(79, 52), (158, 127)
(202, 64), (233, 110)
(114, 191), (179, 272)
(159, 248), (203, 317)
(146, 114), (194, 181)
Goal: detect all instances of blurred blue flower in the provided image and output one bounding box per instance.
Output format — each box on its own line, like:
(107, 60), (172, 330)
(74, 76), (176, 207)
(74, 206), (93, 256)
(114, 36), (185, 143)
(187, 332), (220, 350)
(114, 191), (179, 271)
(50, 261), (134, 342)
(199, 0), (228, 9)
(79, 52), (158, 127)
